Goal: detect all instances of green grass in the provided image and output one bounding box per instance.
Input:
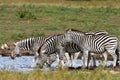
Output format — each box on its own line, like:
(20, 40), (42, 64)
(0, 3), (120, 44)
(0, 0), (120, 79)
(0, 67), (120, 80)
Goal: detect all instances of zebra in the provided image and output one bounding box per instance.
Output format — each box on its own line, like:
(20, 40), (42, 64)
(38, 31), (110, 68)
(59, 30), (110, 67)
(58, 30), (109, 68)
(84, 31), (109, 67)
(38, 34), (66, 68)
(10, 36), (48, 67)
(38, 34), (80, 68)
(59, 28), (120, 68)
(58, 41), (81, 67)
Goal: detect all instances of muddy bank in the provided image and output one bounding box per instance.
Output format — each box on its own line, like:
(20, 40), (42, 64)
(0, 41), (118, 61)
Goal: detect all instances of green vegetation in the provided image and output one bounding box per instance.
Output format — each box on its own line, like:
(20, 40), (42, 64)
(0, 0), (120, 80)
(0, 67), (120, 80)
(0, 1), (120, 44)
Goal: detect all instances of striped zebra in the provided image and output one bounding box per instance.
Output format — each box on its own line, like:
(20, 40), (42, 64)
(58, 41), (81, 67)
(59, 28), (120, 68)
(38, 31), (110, 68)
(38, 34), (66, 68)
(38, 34), (78, 68)
(10, 36), (48, 67)
(59, 30), (109, 68)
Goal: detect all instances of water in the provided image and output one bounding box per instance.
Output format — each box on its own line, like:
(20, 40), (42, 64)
(0, 55), (113, 71)
(0, 55), (34, 71)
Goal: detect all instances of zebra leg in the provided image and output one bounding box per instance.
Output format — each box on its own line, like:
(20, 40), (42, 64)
(118, 51), (120, 65)
(82, 51), (89, 68)
(118, 42), (120, 65)
(71, 55), (74, 67)
(58, 60), (65, 68)
(58, 45), (66, 68)
(88, 53), (96, 69)
(88, 55), (92, 68)
(56, 54), (60, 65)
(65, 52), (71, 67)
(102, 52), (107, 67)
(99, 54), (103, 66)
(107, 50), (117, 67)
(116, 48), (120, 66)
(31, 52), (39, 67)
(72, 52), (80, 68)
(31, 58), (36, 67)
(92, 54), (96, 68)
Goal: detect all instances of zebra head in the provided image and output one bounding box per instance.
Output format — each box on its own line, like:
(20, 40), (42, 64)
(37, 53), (51, 68)
(11, 42), (21, 59)
(37, 53), (58, 69)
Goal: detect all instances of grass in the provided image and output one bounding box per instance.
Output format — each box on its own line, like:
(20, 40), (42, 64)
(0, 67), (120, 80)
(0, 0), (120, 79)
(0, 3), (120, 44)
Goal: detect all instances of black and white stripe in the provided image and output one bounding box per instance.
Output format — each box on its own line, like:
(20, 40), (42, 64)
(59, 29), (120, 68)
(11, 36), (47, 67)
(38, 34), (81, 68)
(38, 31), (110, 68)
(38, 34), (65, 68)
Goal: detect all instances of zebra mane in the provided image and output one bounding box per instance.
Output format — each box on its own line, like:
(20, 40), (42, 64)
(66, 28), (86, 34)
(85, 31), (108, 36)
(66, 29), (109, 37)
(45, 34), (64, 41)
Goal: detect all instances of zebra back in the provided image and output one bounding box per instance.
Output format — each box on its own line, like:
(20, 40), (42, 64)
(39, 34), (65, 55)
(85, 31), (108, 35)
(16, 36), (46, 51)
(65, 29), (118, 53)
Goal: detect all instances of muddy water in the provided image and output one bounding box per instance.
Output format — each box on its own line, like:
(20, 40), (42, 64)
(0, 55), (113, 71)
